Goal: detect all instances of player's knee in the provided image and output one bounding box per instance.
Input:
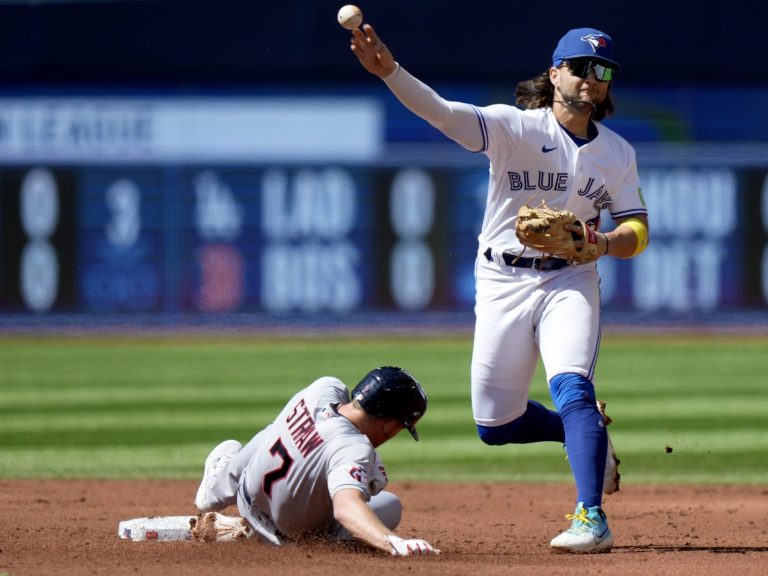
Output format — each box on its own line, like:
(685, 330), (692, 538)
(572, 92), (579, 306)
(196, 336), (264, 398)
(477, 418), (526, 445)
(548, 372), (595, 413)
(477, 423), (506, 445)
(369, 491), (402, 530)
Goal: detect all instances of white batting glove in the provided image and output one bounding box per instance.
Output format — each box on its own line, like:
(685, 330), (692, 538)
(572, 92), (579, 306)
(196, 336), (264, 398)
(191, 512), (255, 542)
(385, 534), (440, 556)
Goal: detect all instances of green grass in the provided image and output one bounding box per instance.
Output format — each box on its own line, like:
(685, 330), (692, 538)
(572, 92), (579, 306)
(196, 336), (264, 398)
(1, 333), (766, 484)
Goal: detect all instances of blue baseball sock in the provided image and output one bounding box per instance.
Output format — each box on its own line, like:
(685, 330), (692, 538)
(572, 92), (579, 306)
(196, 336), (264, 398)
(549, 373), (607, 508)
(477, 400), (564, 445)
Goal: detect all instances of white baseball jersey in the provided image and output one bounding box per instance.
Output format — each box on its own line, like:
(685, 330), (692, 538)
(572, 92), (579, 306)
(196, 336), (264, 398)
(475, 104), (646, 253)
(237, 377), (388, 537)
(383, 65), (647, 251)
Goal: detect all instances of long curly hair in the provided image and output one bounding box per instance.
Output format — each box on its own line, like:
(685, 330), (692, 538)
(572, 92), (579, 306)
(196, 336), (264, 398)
(514, 70), (614, 121)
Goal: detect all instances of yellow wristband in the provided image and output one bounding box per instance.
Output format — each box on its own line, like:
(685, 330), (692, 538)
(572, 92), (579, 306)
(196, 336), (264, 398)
(621, 218), (648, 257)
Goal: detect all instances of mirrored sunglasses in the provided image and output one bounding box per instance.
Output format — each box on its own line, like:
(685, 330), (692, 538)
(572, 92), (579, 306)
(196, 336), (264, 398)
(566, 59), (615, 82)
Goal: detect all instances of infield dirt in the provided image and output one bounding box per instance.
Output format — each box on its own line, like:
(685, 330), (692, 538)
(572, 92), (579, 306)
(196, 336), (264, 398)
(1, 480), (766, 575)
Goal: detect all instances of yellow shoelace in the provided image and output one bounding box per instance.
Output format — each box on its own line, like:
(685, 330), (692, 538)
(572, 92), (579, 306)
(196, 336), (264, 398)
(564, 508), (596, 525)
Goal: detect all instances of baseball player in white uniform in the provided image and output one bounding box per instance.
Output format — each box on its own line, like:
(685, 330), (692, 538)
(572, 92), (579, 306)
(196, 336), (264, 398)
(349, 25), (649, 553)
(194, 366), (439, 556)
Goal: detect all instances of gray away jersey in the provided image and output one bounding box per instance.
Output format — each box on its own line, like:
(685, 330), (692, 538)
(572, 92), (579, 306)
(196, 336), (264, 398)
(241, 377), (387, 536)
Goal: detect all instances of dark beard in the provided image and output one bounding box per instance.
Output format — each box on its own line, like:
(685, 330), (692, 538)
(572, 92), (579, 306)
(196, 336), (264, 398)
(553, 99), (596, 114)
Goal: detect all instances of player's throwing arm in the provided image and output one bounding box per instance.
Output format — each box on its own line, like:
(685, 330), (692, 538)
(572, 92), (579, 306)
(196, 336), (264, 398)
(347, 20), (397, 79)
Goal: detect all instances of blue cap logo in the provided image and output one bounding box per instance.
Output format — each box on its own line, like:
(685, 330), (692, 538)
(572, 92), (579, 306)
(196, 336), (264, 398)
(581, 33), (608, 52)
(552, 27), (620, 69)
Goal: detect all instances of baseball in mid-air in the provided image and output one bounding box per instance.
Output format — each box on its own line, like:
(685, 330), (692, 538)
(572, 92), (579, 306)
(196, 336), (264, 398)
(337, 5), (363, 30)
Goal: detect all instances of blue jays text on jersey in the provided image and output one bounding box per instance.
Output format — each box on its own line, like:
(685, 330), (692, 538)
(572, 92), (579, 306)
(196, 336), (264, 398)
(506, 170), (614, 210)
(578, 178), (613, 210)
(507, 170), (568, 192)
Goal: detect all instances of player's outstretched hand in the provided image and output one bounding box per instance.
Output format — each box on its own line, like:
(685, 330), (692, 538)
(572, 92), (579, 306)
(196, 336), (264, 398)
(350, 24), (397, 79)
(386, 534), (441, 556)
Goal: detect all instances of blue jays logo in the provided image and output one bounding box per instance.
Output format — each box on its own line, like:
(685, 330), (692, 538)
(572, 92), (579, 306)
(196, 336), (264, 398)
(581, 34), (607, 52)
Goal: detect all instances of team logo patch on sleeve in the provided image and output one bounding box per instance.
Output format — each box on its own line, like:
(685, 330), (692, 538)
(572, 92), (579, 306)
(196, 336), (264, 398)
(344, 463), (368, 484)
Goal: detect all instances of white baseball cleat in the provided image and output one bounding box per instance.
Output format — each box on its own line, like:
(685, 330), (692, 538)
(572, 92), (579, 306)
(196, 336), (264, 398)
(195, 440), (242, 513)
(550, 502), (614, 553)
(597, 400), (621, 495)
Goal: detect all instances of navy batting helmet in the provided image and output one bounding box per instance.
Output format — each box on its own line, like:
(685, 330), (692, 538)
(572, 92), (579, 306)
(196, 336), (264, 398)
(352, 366), (427, 441)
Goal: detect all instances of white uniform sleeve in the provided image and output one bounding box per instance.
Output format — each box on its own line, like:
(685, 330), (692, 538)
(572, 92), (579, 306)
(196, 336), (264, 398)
(368, 452), (388, 495)
(383, 64), (485, 152)
(607, 144), (647, 220)
(473, 104), (525, 159)
(326, 441), (379, 500)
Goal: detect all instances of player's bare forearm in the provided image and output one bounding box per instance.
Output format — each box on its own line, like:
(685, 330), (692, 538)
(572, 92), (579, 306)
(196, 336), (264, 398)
(350, 24), (397, 78)
(332, 489), (395, 553)
(607, 215), (649, 258)
(332, 489), (439, 556)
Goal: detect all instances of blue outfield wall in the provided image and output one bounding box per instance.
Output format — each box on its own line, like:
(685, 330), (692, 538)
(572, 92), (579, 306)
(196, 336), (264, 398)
(1, 0), (766, 328)
(1, 160), (767, 319)
(383, 85), (768, 145)
(0, 0), (765, 87)
(0, 83), (766, 323)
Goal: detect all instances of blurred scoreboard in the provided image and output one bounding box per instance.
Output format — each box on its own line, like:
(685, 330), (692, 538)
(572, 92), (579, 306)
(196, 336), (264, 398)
(0, 164), (485, 315)
(1, 162), (767, 316)
(0, 168), (78, 312)
(1, 94), (766, 317)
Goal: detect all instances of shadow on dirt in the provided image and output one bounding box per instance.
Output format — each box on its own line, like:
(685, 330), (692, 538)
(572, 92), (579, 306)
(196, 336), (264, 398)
(618, 545), (768, 554)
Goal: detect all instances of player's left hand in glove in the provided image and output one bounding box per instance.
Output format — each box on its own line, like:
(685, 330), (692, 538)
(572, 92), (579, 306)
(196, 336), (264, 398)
(515, 201), (600, 264)
(190, 512), (254, 542)
(386, 534), (441, 556)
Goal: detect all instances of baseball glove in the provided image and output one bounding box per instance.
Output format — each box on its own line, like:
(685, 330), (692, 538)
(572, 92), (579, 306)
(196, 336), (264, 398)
(515, 201), (599, 264)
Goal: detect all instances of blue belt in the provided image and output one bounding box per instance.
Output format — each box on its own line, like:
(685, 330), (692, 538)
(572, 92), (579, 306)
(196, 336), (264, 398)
(484, 248), (570, 271)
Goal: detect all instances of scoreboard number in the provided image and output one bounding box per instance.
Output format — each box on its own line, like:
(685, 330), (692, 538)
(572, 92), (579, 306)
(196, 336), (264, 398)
(19, 168), (60, 312)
